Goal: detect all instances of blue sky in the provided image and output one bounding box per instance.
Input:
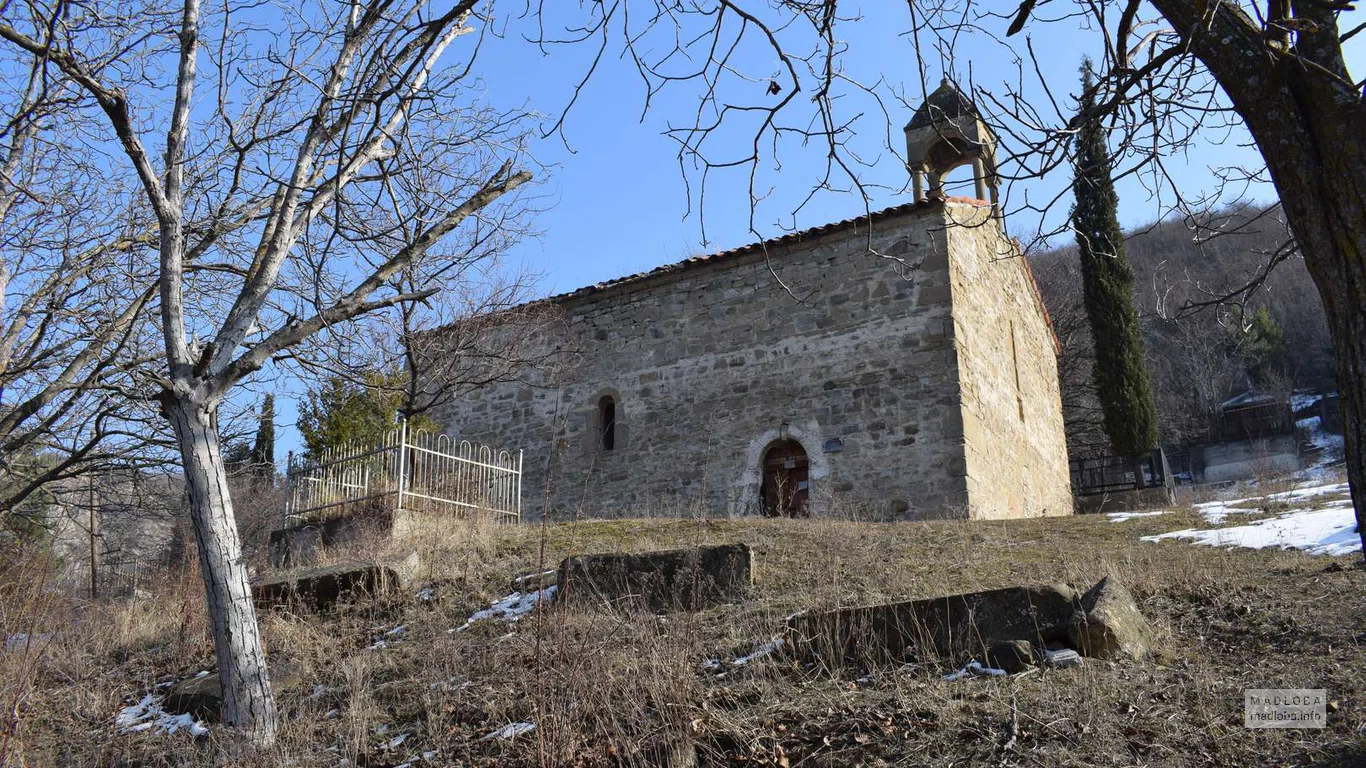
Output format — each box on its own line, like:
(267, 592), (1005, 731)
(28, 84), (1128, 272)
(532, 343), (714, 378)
(268, 2), (1364, 459)
(472, 2), (1335, 298)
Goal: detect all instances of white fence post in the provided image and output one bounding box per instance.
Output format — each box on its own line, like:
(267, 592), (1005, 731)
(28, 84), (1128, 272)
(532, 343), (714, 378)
(516, 450), (523, 521)
(396, 419), (408, 511)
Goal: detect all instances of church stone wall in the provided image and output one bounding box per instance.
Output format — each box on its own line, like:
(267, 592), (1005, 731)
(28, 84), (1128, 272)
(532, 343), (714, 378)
(944, 205), (1074, 519)
(431, 204), (972, 520)
(431, 200), (1073, 521)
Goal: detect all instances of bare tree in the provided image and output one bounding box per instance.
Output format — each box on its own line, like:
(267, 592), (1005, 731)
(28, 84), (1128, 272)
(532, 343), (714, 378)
(395, 275), (573, 421)
(288, 239), (573, 426)
(1, 0), (533, 743)
(0, 7), (169, 516)
(950, 0), (1366, 553)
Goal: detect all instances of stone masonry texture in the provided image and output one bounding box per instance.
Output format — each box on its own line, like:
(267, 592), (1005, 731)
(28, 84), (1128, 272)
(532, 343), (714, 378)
(429, 199), (1072, 520)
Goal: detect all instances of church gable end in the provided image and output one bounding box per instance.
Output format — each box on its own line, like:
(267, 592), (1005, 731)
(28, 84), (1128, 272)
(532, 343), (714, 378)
(944, 205), (1073, 519)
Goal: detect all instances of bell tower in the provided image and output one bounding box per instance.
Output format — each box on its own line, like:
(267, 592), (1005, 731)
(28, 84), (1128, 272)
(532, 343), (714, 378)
(904, 78), (999, 210)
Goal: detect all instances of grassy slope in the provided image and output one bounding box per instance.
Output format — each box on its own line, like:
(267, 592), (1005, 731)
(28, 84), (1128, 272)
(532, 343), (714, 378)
(10, 496), (1366, 767)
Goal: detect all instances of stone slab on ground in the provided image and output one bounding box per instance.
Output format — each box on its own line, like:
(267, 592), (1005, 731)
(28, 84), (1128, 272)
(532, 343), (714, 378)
(253, 551), (420, 610)
(556, 543), (752, 612)
(163, 662), (303, 722)
(986, 639), (1037, 674)
(1068, 575), (1153, 661)
(787, 584), (1081, 664)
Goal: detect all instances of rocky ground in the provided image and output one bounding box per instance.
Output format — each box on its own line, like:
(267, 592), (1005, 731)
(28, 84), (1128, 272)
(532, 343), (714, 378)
(4, 474), (1365, 767)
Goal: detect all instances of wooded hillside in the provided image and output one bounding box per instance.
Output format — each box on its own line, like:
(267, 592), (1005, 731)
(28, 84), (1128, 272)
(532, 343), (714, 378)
(1031, 204), (1335, 457)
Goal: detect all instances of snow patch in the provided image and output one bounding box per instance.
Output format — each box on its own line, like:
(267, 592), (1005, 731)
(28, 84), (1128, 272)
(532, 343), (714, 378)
(368, 623), (409, 649)
(1268, 482), (1350, 502)
(453, 586), (557, 632)
(942, 661), (1008, 681)
(1190, 481), (1350, 524)
(1144, 506), (1359, 557)
(1192, 500), (1255, 525)
(1291, 392), (1324, 412)
(4, 633), (50, 652)
(386, 731), (410, 749)
(702, 636), (786, 673)
(115, 694), (209, 738)
(1106, 510), (1170, 523)
(394, 751), (439, 768)
(480, 722), (536, 741)
(731, 637), (785, 667)
(1297, 411), (1346, 466)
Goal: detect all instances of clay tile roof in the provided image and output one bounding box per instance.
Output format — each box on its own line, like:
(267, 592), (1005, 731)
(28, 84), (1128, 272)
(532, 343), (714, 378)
(547, 197), (983, 304)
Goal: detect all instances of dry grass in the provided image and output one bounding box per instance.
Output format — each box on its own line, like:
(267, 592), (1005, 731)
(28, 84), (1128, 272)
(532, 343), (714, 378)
(5, 501), (1365, 767)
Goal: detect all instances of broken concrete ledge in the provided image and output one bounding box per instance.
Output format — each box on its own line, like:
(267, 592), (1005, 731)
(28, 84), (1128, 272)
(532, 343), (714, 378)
(556, 543), (753, 612)
(253, 551), (420, 610)
(787, 576), (1153, 667)
(163, 661), (304, 722)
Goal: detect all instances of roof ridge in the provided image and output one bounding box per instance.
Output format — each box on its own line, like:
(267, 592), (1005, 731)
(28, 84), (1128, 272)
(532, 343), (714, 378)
(545, 196), (990, 304)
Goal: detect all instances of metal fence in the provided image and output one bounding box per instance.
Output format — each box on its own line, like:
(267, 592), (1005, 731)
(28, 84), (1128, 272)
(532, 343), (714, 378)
(98, 554), (146, 599)
(1069, 448), (1171, 497)
(282, 422), (522, 526)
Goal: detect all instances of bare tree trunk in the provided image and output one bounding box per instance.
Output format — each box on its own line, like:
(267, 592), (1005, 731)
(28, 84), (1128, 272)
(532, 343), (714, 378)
(1145, 0), (1366, 557)
(1231, 87), (1366, 563)
(163, 395), (277, 743)
(1323, 274), (1366, 560)
(1246, 148), (1366, 563)
(2, 0), (532, 749)
(1282, 198), (1366, 560)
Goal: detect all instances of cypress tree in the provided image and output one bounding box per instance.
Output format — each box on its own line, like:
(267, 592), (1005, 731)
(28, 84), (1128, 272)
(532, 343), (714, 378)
(250, 395), (275, 483)
(1072, 60), (1158, 456)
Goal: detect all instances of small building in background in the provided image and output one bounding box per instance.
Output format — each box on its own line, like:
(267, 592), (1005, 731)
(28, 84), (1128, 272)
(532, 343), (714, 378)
(1180, 390), (1302, 484)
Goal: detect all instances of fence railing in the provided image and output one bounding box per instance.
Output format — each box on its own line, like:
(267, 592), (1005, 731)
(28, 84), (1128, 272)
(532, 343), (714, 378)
(282, 422), (522, 527)
(1069, 448), (1171, 497)
(97, 554), (145, 598)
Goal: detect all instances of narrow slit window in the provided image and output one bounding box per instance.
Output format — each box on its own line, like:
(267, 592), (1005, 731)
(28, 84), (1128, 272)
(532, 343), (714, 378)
(598, 396), (616, 451)
(1010, 320), (1025, 420)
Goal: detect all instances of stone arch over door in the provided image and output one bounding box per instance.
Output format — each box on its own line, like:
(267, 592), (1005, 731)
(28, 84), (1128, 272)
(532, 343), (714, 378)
(733, 421), (830, 516)
(760, 439), (809, 516)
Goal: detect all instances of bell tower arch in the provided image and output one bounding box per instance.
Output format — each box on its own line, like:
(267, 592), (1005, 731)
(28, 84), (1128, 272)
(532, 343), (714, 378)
(904, 78), (1000, 211)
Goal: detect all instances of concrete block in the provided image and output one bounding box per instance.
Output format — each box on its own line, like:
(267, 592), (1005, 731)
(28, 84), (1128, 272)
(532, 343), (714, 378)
(253, 551), (420, 610)
(557, 543), (752, 612)
(787, 583), (1080, 665)
(268, 505), (391, 568)
(1068, 575), (1153, 661)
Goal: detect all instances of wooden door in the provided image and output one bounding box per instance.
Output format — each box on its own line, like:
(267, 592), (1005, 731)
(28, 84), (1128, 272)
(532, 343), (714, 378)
(761, 440), (809, 517)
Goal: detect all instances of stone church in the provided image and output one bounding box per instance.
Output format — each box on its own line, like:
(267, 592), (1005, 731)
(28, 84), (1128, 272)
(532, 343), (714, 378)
(431, 81), (1073, 521)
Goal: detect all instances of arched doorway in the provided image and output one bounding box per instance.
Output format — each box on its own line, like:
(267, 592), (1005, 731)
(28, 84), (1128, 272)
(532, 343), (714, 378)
(761, 439), (809, 517)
